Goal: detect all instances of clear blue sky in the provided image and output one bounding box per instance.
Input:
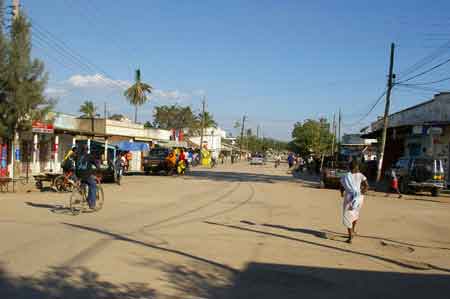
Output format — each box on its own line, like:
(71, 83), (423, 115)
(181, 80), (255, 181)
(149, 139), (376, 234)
(20, 0), (450, 140)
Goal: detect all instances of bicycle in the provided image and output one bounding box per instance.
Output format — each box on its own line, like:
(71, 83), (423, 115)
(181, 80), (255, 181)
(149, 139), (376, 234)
(69, 174), (104, 215)
(54, 170), (76, 192)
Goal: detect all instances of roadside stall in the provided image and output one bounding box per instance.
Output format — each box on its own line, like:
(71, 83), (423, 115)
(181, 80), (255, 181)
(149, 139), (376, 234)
(76, 140), (119, 183)
(114, 141), (150, 173)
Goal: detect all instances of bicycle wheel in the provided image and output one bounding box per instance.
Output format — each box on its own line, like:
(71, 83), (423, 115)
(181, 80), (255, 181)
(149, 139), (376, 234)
(70, 187), (84, 215)
(54, 175), (65, 192)
(94, 185), (104, 211)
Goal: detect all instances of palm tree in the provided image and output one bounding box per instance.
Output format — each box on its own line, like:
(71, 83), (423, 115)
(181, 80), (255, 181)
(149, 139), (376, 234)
(198, 111), (217, 129)
(124, 69), (152, 123)
(79, 100), (96, 118)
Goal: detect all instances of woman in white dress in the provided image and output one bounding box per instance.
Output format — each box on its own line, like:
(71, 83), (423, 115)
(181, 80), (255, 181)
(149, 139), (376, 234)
(340, 160), (369, 243)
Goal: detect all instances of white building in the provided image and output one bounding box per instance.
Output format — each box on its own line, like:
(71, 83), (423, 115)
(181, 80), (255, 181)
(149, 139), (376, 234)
(189, 127), (227, 155)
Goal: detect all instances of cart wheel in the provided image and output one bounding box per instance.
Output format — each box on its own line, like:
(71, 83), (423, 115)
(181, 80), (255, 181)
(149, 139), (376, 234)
(54, 176), (65, 192)
(35, 181), (43, 190)
(431, 188), (441, 197)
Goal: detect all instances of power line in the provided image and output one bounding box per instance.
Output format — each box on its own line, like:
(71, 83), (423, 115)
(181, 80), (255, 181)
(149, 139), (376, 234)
(64, 0), (136, 66)
(398, 39), (450, 78)
(395, 83), (444, 93)
(399, 76), (450, 86)
(397, 57), (450, 84)
(345, 90), (387, 127)
(26, 14), (128, 91)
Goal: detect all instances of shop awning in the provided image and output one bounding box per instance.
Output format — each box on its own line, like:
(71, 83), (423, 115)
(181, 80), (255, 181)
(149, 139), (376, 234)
(114, 141), (150, 152)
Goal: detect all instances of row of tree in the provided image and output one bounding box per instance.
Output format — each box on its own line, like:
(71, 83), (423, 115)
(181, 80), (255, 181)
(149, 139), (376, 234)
(78, 102), (219, 137)
(0, 2), (51, 140)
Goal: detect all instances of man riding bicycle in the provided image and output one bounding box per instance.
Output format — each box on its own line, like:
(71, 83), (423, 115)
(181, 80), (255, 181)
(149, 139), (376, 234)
(75, 146), (99, 209)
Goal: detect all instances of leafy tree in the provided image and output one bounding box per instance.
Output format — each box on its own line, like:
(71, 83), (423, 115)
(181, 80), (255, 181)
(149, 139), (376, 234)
(79, 101), (96, 118)
(291, 118), (334, 157)
(153, 105), (198, 134)
(124, 69), (152, 123)
(143, 121), (153, 129)
(0, 9), (52, 139)
(198, 111), (217, 129)
(109, 113), (125, 121)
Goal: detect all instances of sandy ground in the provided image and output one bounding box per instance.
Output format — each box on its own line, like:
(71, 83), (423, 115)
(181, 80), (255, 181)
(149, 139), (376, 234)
(0, 162), (449, 298)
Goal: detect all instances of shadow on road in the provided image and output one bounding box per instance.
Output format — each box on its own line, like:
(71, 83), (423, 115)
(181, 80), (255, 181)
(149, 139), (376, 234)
(151, 259), (450, 299)
(0, 265), (155, 299)
(25, 202), (73, 215)
(262, 223), (326, 239)
(322, 229), (450, 251)
(186, 169), (296, 184)
(62, 222), (238, 274)
(203, 221), (450, 272)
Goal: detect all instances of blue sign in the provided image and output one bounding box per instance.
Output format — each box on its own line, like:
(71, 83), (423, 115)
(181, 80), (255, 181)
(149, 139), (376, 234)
(15, 148), (20, 161)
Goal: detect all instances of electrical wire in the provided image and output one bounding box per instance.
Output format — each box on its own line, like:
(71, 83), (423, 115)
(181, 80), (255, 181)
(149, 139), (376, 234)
(27, 15), (128, 91)
(345, 90), (387, 127)
(398, 76), (450, 86)
(398, 39), (450, 78)
(397, 57), (450, 84)
(395, 83), (444, 93)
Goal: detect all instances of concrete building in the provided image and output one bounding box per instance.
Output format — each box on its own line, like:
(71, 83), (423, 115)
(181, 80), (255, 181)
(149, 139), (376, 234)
(4, 113), (172, 177)
(189, 127), (227, 156)
(362, 92), (450, 178)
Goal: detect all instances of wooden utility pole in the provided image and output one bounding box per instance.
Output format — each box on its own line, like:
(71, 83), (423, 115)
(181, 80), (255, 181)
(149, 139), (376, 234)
(331, 113), (336, 166)
(199, 96), (206, 152)
(377, 43), (395, 182)
(239, 115), (247, 158)
(10, 0), (20, 179)
(12, 0), (20, 18)
(337, 109), (342, 153)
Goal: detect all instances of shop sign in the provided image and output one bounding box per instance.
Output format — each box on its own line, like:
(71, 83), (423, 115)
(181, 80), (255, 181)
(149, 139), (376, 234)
(32, 121), (54, 134)
(427, 127), (443, 136)
(15, 148), (20, 161)
(412, 126), (423, 135)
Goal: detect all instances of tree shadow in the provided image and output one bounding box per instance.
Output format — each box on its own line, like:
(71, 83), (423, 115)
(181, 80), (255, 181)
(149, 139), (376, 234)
(0, 264), (155, 299)
(203, 221), (450, 272)
(186, 170), (296, 184)
(153, 260), (450, 299)
(62, 222), (237, 274)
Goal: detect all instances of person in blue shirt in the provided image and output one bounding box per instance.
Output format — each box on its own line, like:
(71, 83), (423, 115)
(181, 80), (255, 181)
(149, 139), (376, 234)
(75, 145), (99, 209)
(287, 153), (295, 168)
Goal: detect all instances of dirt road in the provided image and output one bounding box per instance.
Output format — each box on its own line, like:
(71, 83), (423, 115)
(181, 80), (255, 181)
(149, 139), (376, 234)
(1, 163), (449, 298)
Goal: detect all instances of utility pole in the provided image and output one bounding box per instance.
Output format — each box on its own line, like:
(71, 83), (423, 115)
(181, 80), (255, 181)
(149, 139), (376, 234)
(199, 96), (206, 152)
(10, 0), (19, 180)
(12, 0), (20, 18)
(377, 43), (395, 183)
(338, 109), (341, 145)
(331, 113), (336, 165)
(239, 115), (247, 158)
(104, 102), (107, 119)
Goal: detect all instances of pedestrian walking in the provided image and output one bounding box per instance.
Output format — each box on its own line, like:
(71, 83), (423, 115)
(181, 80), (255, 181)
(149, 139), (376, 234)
(340, 160), (369, 244)
(287, 153), (294, 168)
(386, 169), (402, 198)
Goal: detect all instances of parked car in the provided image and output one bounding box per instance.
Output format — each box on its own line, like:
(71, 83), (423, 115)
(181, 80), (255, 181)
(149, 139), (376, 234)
(250, 154), (265, 165)
(391, 157), (446, 197)
(321, 158), (348, 189)
(143, 148), (172, 175)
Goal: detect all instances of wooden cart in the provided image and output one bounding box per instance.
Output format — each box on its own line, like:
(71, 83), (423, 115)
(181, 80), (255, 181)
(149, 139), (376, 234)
(33, 173), (65, 191)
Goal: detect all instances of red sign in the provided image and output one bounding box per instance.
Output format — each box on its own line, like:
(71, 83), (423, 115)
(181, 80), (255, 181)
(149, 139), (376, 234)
(32, 121), (54, 134)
